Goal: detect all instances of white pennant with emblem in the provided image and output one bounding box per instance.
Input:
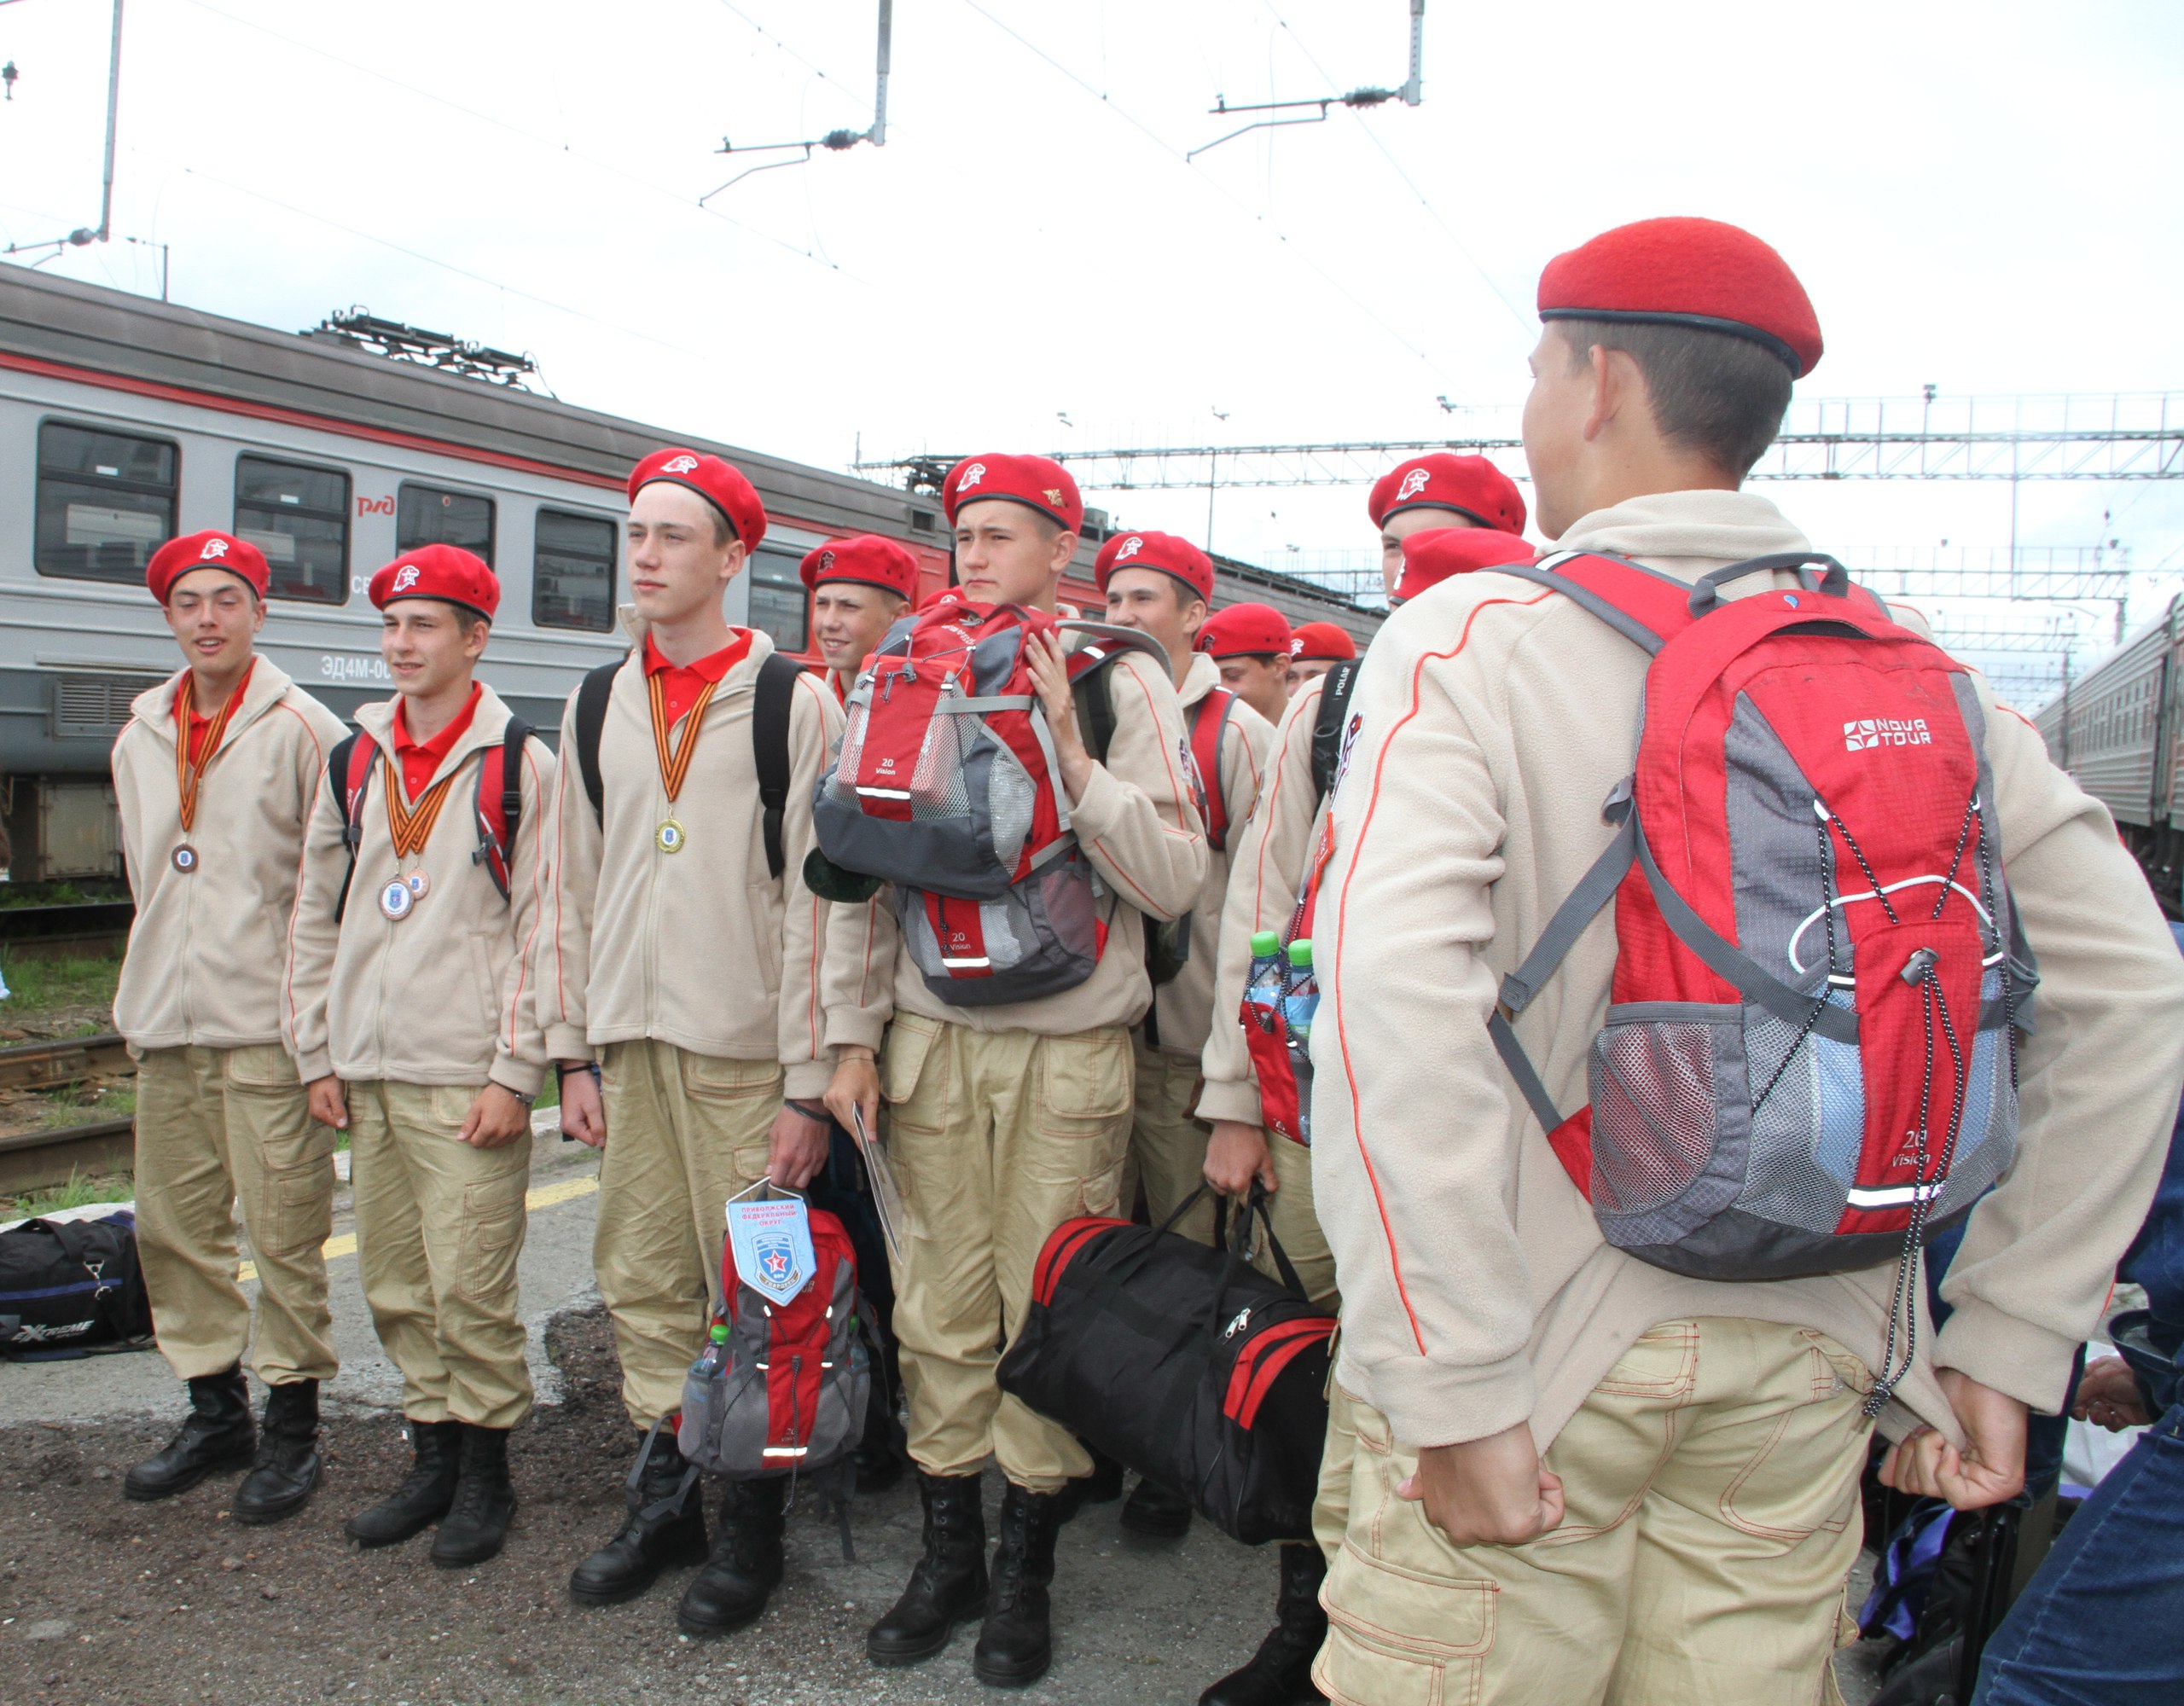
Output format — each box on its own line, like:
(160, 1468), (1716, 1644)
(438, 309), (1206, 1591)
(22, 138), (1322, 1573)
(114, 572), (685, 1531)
(724, 1184), (817, 1308)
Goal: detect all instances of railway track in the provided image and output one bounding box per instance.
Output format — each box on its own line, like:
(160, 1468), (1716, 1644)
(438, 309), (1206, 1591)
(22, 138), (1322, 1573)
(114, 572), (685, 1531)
(0, 900), (134, 951)
(0, 1032), (135, 1197)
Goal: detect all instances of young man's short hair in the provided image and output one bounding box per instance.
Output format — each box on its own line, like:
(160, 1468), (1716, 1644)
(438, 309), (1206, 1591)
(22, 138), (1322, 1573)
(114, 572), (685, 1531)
(1557, 317), (1793, 479)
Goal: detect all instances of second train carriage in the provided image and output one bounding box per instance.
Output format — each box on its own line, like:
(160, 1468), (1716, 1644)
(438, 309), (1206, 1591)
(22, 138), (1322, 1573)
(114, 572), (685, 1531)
(0, 266), (1379, 880)
(2033, 595), (2184, 913)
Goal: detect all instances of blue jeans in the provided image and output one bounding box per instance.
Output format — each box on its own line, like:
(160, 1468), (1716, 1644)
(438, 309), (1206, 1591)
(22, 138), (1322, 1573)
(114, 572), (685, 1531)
(1974, 1401), (2184, 1705)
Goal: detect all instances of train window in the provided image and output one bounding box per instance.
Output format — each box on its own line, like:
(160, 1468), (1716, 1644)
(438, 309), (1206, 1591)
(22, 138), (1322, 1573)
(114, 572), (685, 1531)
(745, 544), (808, 653)
(396, 483), (495, 565)
(34, 420), (178, 583)
(533, 508), (616, 633)
(235, 456), (349, 603)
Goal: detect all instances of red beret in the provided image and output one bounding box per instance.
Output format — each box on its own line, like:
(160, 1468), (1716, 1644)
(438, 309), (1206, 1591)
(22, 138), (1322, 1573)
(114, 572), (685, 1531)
(1198, 603), (1292, 660)
(1290, 621), (1356, 663)
(942, 453), (1083, 534)
(369, 544), (501, 622)
(800, 534), (919, 601)
(629, 448), (768, 553)
(1394, 527), (1536, 603)
(1537, 216), (1821, 379)
(1095, 530), (1214, 602)
(148, 530), (268, 602)
(1367, 454), (1527, 534)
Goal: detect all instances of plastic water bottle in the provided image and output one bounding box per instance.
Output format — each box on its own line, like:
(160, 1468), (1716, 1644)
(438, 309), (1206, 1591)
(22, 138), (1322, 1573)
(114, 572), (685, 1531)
(1245, 930), (1285, 1018)
(1283, 939), (1319, 1039)
(689, 1318), (730, 1379)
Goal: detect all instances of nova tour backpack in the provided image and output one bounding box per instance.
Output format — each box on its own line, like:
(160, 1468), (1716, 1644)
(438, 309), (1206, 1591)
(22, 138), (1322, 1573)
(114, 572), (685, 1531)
(326, 717), (533, 922)
(811, 594), (1171, 1006)
(1484, 550), (2036, 1413)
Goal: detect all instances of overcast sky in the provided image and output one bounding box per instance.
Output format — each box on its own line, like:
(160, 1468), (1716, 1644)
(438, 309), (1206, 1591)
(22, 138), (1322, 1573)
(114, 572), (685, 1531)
(4, 0), (2181, 693)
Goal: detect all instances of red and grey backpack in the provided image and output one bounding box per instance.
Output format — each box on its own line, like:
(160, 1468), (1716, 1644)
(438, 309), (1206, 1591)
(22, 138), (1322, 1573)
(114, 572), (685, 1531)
(1485, 550), (2036, 1411)
(326, 717), (533, 921)
(677, 1206), (869, 1482)
(811, 595), (1170, 1006)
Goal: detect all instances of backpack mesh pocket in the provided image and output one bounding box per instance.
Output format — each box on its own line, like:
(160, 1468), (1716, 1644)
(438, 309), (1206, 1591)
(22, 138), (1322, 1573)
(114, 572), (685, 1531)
(1588, 1004), (1741, 1218)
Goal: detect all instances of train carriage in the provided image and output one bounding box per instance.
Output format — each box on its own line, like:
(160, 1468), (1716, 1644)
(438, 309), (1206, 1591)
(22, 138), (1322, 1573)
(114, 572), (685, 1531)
(0, 267), (1377, 881)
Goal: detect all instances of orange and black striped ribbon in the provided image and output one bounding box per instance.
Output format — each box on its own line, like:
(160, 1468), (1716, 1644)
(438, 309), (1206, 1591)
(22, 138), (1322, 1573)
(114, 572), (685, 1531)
(647, 670), (720, 805)
(172, 673), (249, 834)
(381, 757), (458, 858)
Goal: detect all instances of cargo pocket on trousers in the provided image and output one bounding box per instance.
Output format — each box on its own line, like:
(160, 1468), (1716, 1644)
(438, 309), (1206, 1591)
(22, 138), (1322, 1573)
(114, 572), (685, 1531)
(680, 1052), (783, 1104)
(225, 1043), (300, 1090)
(458, 1182), (524, 1305)
(260, 1158), (334, 1259)
(880, 1013), (946, 1135)
(1320, 1542), (1495, 1706)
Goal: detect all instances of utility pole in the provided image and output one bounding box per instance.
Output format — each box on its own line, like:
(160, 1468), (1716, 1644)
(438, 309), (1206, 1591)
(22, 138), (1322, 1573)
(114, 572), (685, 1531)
(0, 0), (126, 260)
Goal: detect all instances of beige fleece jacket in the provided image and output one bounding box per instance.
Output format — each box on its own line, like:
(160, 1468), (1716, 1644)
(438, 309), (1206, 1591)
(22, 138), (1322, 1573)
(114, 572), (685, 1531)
(823, 641), (1210, 1044)
(1313, 488), (2184, 1453)
(112, 659), (347, 1052)
(1147, 652), (1276, 1056)
(284, 684), (555, 1099)
(1197, 676), (1328, 1123)
(539, 624), (843, 1100)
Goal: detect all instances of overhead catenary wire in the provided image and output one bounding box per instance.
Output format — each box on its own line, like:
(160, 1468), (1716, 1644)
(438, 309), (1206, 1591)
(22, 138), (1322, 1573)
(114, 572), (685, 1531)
(1257, 1), (1531, 334)
(956, 0), (1460, 390)
(714, 0), (873, 114)
(169, 0), (853, 276)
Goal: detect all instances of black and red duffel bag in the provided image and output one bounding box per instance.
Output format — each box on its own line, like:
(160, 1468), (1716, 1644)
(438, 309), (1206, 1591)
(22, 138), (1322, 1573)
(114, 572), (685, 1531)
(996, 1187), (1334, 1545)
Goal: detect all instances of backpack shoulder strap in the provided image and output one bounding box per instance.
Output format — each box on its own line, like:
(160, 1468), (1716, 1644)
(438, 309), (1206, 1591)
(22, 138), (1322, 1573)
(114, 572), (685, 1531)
(1057, 622), (1170, 768)
(573, 659), (622, 825)
(328, 726), (377, 924)
(1188, 688), (1236, 851)
(752, 651), (804, 882)
(471, 718), (533, 901)
(1310, 661), (1362, 805)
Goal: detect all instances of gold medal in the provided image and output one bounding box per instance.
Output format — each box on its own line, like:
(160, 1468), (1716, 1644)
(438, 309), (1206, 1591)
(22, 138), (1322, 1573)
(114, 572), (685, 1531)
(171, 844), (199, 873)
(656, 818), (687, 855)
(378, 876), (415, 921)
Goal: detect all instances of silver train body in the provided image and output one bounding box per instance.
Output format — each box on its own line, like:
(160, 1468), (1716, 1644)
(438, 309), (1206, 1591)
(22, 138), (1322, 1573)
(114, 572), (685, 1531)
(2031, 599), (2184, 912)
(0, 267), (1377, 879)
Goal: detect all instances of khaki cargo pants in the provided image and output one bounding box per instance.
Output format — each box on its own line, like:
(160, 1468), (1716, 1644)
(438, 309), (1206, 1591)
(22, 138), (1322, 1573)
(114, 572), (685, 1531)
(134, 1044), (336, 1384)
(1252, 1129), (1338, 1309)
(594, 1038), (780, 1430)
(348, 1080), (533, 1430)
(1313, 1317), (1873, 1706)
(1123, 1037), (1217, 1244)
(882, 1014), (1134, 1494)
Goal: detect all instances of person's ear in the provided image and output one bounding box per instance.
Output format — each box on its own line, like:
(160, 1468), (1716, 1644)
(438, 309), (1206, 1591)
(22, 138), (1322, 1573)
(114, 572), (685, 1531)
(720, 538), (749, 583)
(1583, 341), (1618, 443)
(1049, 529), (1078, 577)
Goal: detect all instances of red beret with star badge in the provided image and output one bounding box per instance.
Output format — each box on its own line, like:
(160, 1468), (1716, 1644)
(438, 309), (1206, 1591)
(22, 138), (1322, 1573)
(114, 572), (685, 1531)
(1289, 621), (1356, 664)
(368, 543), (501, 622)
(800, 534), (920, 601)
(1367, 453), (1528, 534)
(1536, 216), (1822, 379)
(941, 453), (1083, 534)
(1393, 527), (1537, 604)
(629, 448), (768, 552)
(1197, 602), (1292, 660)
(1094, 529), (1215, 602)
(147, 530), (270, 603)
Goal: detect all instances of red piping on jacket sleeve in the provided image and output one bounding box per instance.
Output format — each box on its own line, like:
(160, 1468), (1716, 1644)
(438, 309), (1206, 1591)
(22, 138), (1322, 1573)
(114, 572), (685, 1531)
(1330, 590), (1554, 1358)
(502, 746), (550, 1055)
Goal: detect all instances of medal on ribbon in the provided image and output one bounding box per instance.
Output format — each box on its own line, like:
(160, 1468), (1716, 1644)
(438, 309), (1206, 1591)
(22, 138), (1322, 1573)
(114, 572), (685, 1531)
(724, 1186), (816, 1309)
(170, 670), (249, 874)
(376, 751), (456, 922)
(648, 668), (719, 854)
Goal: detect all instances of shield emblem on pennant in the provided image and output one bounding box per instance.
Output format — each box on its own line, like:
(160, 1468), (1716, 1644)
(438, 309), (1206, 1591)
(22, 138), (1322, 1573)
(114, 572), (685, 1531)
(757, 1234), (796, 1291)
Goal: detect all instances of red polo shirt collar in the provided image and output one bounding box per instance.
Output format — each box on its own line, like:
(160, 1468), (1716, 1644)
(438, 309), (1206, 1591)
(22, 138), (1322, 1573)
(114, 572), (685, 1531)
(643, 630), (754, 728)
(390, 682), (483, 801)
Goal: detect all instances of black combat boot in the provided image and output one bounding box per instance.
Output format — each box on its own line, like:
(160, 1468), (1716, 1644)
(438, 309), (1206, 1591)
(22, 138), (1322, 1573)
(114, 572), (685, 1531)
(1119, 1474), (1194, 1541)
(1199, 1543), (1329, 1706)
(232, 1378), (322, 1525)
(568, 1425), (708, 1605)
(866, 1471), (989, 1665)
(972, 1482), (1065, 1688)
(124, 1365), (256, 1501)
(346, 1418), (462, 1547)
(677, 1476), (787, 1636)
(1054, 1443), (1124, 1523)
(430, 1425), (517, 1567)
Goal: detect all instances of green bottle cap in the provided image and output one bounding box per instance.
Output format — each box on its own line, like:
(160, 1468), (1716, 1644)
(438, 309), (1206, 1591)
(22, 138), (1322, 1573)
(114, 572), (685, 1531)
(708, 1322), (730, 1343)
(1250, 931), (1281, 957)
(1287, 938), (1314, 968)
